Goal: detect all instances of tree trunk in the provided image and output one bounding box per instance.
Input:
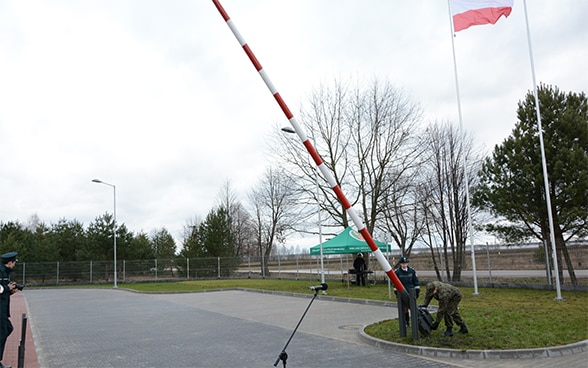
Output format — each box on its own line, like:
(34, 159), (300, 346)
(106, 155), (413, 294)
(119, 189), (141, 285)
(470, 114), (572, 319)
(555, 227), (578, 285)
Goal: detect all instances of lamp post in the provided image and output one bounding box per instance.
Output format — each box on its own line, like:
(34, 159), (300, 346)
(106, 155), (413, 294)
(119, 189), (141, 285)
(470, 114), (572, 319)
(92, 178), (118, 288)
(281, 127), (325, 287)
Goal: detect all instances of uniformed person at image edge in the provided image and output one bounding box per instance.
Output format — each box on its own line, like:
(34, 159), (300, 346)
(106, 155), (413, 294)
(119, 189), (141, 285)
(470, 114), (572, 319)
(0, 251), (20, 368)
(420, 281), (468, 337)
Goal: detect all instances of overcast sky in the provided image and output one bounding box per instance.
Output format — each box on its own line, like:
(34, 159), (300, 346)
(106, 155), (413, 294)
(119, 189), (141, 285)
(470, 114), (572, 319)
(1, 1), (586, 250)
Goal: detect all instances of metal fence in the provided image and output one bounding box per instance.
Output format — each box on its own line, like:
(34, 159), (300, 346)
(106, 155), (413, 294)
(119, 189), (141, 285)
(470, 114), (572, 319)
(13, 255), (363, 286)
(13, 253), (582, 288)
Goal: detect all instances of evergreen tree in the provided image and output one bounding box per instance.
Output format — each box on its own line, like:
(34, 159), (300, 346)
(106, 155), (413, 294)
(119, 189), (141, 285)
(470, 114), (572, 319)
(130, 231), (156, 260)
(49, 219), (85, 262)
(474, 84), (588, 285)
(197, 207), (235, 257)
(151, 228), (176, 259)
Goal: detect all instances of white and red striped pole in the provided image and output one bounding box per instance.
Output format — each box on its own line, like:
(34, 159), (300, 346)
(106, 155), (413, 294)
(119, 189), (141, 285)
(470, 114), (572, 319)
(212, 0), (407, 296)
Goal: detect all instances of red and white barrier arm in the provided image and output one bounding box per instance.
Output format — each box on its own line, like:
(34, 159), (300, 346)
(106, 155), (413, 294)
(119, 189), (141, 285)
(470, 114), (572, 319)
(212, 0), (406, 295)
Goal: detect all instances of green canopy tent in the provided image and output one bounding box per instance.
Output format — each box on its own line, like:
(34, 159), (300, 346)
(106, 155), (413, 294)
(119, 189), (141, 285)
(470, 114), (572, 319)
(310, 227), (390, 288)
(309, 226), (388, 255)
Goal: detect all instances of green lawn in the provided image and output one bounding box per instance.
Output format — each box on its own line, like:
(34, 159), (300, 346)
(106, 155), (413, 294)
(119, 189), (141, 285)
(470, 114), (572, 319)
(114, 279), (587, 350)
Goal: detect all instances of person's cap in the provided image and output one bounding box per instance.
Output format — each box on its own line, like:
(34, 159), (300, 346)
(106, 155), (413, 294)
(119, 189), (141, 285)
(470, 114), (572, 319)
(399, 256), (409, 263)
(1, 252), (18, 261)
(357, 253), (363, 257)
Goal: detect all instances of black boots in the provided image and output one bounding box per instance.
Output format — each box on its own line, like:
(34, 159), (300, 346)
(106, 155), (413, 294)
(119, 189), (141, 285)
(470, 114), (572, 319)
(442, 324), (468, 337)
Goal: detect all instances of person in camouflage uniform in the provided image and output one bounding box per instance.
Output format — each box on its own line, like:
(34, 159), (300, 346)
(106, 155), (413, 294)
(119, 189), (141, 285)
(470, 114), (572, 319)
(420, 281), (468, 337)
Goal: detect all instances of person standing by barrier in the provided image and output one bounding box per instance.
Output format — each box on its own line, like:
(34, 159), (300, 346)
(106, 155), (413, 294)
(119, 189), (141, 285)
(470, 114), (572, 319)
(394, 256), (420, 326)
(0, 251), (20, 368)
(420, 281), (468, 337)
(353, 253), (367, 286)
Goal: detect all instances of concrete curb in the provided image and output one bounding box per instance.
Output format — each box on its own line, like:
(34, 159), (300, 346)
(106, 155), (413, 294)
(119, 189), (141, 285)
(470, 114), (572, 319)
(357, 328), (588, 360)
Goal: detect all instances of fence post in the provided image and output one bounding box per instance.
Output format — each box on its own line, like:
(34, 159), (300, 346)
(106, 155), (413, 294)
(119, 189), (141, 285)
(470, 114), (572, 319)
(90, 261), (93, 283)
(398, 294), (407, 337)
(187, 258), (190, 280)
(217, 257), (221, 279)
(409, 288), (419, 341)
(18, 313), (27, 368)
(56, 261), (60, 285)
(277, 253), (281, 279)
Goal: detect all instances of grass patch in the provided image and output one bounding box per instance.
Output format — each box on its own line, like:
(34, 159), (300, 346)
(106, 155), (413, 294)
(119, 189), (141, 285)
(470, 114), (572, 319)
(365, 287), (588, 350)
(111, 279), (587, 350)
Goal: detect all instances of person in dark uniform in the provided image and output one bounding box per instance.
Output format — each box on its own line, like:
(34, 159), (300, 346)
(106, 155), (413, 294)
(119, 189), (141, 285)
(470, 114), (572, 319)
(353, 253), (367, 286)
(0, 252), (20, 368)
(393, 256), (420, 326)
(420, 281), (468, 337)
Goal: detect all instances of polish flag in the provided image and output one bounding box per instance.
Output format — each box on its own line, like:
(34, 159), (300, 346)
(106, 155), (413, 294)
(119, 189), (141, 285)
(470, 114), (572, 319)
(451, 0), (514, 32)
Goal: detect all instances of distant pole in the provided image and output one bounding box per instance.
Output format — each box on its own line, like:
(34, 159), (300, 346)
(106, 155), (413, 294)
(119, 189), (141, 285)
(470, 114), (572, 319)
(92, 179), (118, 288)
(486, 242), (492, 284)
(446, 0), (479, 295)
(523, 0), (562, 300)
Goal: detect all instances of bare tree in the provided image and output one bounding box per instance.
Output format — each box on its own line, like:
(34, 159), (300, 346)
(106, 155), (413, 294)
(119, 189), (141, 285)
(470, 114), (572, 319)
(248, 167), (301, 276)
(380, 172), (427, 259)
(216, 180), (256, 257)
(273, 78), (423, 240)
(419, 121), (481, 281)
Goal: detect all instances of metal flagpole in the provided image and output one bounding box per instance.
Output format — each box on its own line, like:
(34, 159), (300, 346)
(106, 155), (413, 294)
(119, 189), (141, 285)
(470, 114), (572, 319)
(212, 0), (407, 295)
(447, 0), (479, 295)
(522, 0), (562, 301)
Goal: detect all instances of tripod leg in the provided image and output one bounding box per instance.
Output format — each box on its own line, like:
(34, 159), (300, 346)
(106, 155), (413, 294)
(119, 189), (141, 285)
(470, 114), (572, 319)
(273, 291), (319, 366)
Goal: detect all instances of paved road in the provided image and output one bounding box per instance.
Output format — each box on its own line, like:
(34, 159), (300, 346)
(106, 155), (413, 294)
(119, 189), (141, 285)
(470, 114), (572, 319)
(22, 289), (587, 368)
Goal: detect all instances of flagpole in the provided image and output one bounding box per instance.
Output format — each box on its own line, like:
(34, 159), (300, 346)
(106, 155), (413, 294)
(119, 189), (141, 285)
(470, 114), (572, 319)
(523, 0), (562, 301)
(447, 0), (479, 295)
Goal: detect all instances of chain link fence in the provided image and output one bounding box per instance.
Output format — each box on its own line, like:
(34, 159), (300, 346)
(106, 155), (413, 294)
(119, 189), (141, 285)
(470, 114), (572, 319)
(12, 254), (368, 286)
(12, 250), (582, 288)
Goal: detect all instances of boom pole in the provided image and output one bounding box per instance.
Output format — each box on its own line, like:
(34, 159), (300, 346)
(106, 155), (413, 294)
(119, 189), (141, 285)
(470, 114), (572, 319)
(212, 0), (406, 295)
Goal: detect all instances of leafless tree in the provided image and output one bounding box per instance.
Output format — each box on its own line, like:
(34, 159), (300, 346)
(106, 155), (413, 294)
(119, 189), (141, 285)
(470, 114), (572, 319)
(273, 78), (423, 241)
(418, 121), (482, 281)
(379, 170), (428, 259)
(216, 180), (256, 257)
(248, 167), (301, 275)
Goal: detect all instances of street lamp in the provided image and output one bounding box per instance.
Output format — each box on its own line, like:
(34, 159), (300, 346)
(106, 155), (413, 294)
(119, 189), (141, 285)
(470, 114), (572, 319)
(281, 127), (325, 287)
(92, 178), (118, 288)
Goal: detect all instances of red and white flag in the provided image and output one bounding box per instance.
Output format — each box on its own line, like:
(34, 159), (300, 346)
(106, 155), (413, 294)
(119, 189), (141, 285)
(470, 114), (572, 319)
(450, 0), (513, 32)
